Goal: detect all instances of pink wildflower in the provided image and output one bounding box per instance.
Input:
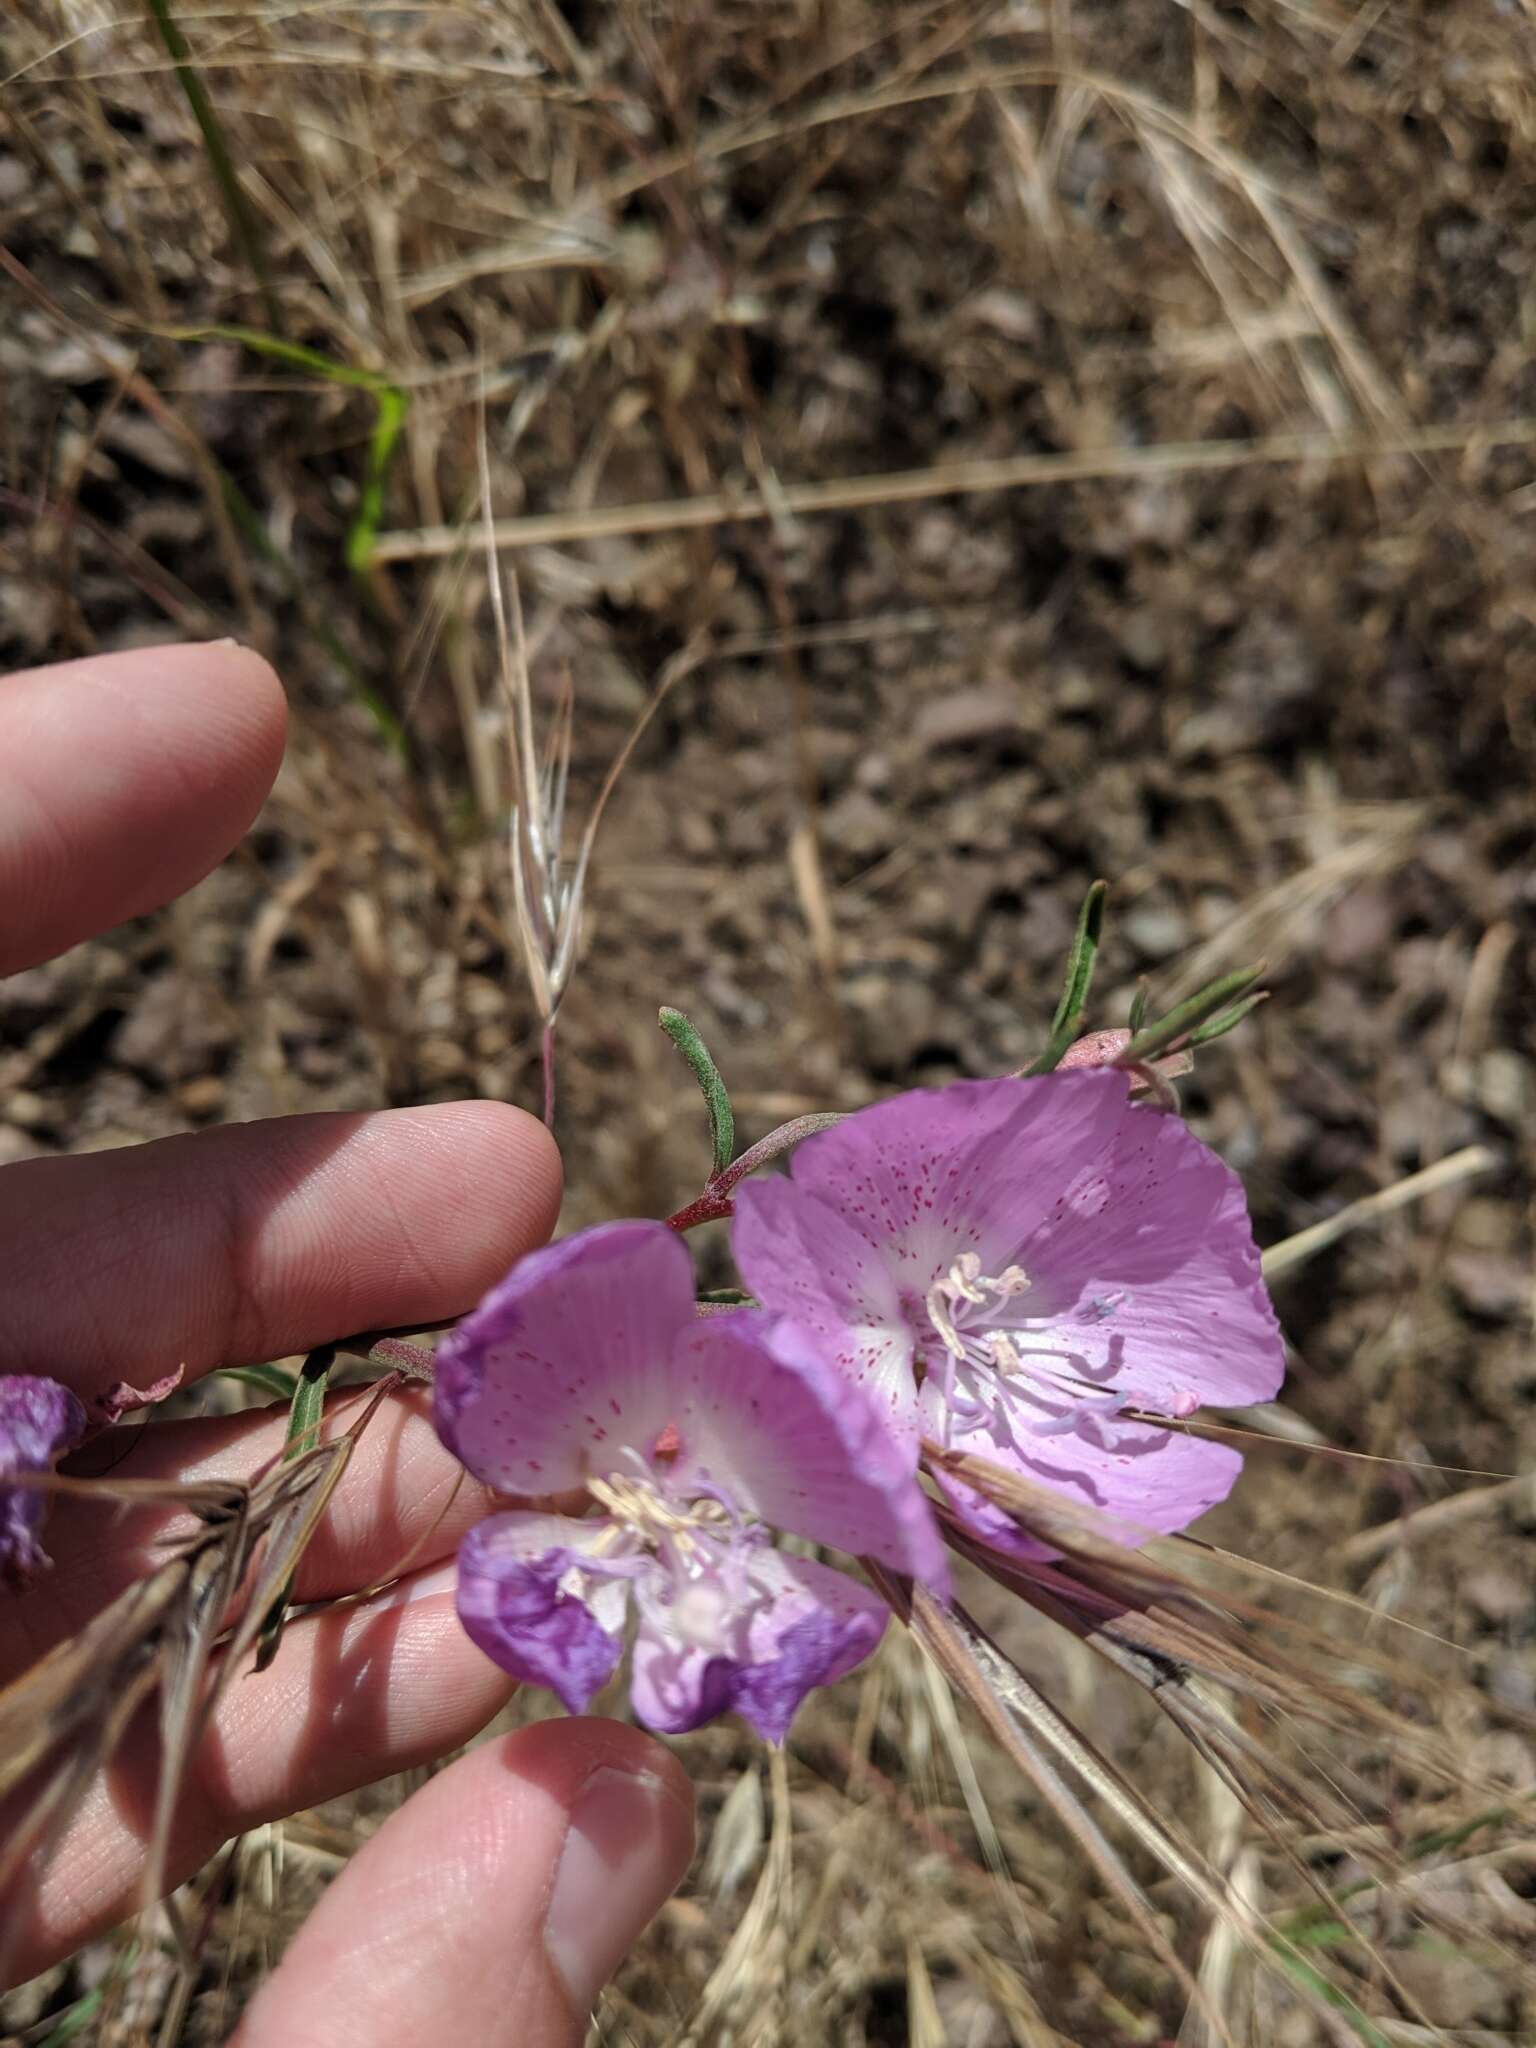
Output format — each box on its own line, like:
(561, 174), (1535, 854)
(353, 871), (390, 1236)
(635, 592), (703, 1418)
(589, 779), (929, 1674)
(434, 1221), (947, 1741)
(1, 1374), (87, 1585)
(732, 1072), (1284, 1550)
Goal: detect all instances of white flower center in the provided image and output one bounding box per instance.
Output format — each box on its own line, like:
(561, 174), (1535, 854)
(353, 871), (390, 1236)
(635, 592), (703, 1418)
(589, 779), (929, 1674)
(583, 1457), (771, 1656)
(587, 1468), (731, 1555)
(922, 1252), (1123, 1447)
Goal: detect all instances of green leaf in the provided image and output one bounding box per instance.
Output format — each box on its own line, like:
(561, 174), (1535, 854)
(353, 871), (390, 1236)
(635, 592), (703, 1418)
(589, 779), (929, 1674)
(1118, 961), (1266, 1066)
(1021, 879), (1109, 1076)
(285, 1343), (335, 1458)
(1127, 978), (1149, 1033)
(1050, 880), (1109, 1037)
(659, 1006), (736, 1176)
(1187, 989), (1267, 1047)
(216, 1362), (299, 1402)
(255, 1344), (335, 1670)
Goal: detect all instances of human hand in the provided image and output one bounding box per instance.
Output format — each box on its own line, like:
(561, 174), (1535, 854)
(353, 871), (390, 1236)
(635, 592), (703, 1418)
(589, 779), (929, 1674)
(0, 644), (695, 2042)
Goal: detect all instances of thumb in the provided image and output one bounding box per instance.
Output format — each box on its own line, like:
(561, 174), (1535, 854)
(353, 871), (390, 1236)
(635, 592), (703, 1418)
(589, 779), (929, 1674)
(233, 1720), (696, 2048)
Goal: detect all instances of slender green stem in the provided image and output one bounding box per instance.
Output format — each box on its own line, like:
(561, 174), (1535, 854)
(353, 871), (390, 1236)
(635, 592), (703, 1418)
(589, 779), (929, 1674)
(144, 0), (282, 329)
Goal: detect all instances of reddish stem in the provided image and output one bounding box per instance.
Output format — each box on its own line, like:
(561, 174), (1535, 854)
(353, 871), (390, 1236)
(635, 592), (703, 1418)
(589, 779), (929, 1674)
(665, 1110), (844, 1230)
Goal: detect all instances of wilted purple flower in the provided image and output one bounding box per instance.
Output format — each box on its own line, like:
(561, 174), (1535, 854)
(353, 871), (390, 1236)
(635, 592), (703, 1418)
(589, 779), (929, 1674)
(732, 1072), (1284, 1551)
(1, 1374), (87, 1585)
(434, 1221), (947, 1742)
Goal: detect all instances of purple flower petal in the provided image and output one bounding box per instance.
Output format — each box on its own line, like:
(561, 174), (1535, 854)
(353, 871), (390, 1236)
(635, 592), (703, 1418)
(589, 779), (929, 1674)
(664, 1312), (948, 1597)
(736, 1071), (1283, 1428)
(455, 1511), (623, 1713)
(731, 1551), (889, 1743)
(1, 1374), (87, 1586)
(732, 1178), (919, 1447)
(997, 1090), (1282, 1413)
(930, 1401), (1245, 1559)
(630, 1548), (887, 1743)
(766, 1073), (1131, 1279)
(435, 1220), (695, 1493)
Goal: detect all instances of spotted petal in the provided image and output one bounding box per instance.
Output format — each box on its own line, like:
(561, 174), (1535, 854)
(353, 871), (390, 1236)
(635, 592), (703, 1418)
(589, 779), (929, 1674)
(738, 1073), (1283, 1418)
(760, 1074), (1131, 1281)
(435, 1220), (695, 1494)
(663, 1313), (948, 1597)
(732, 1177), (918, 1448)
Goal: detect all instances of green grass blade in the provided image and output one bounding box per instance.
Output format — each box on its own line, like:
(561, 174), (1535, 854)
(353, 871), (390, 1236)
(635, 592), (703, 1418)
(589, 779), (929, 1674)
(144, 0), (280, 330)
(34, 1944), (138, 2047)
(215, 1363), (299, 1402)
(1268, 1946), (1395, 2048)
(176, 324), (410, 580)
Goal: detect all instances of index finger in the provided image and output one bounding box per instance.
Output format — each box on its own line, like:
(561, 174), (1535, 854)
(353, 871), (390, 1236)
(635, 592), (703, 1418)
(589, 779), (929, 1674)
(0, 642), (287, 975)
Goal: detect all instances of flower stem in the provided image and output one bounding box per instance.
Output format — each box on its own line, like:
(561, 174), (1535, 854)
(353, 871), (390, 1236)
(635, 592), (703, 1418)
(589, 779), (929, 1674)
(665, 1110), (844, 1230)
(540, 1018), (557, 1131)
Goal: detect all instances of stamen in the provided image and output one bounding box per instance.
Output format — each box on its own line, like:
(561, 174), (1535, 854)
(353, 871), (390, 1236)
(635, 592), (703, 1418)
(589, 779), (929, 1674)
(921, 1252), (1131, 1442)
(587, 1470), (731, 1558)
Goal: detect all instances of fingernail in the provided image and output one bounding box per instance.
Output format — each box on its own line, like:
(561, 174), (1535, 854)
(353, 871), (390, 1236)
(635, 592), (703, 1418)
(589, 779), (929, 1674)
(545, 1765), (681, 2013)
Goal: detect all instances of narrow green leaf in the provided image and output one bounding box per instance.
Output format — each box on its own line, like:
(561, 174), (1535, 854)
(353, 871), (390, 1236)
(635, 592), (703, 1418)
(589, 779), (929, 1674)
(215, 1363), (299, 1402)
(285, 1344), (335, 1458)
(1187, 989), (1268, 1047)
(1022, 881), (1110, 1076)
(659, 1006), (736, 1176)
(1127, 978), (1149, 1033)
(1284, 1919), (1356, 1953)
(34, 1945), (138, 2047)
(254, 1345), (334, 1669)
(144, 0), (280, 330)
(348, 380), (408, 575)
(1049, 880), (1109, 1038)
(1267, 1946), (1394, 2048)
(1118, 961), (1266, 1066)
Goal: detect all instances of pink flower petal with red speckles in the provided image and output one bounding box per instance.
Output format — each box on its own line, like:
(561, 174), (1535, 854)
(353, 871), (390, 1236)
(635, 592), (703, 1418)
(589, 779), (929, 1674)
(731, 1073), (1283, 1548)
(731, 1177), (918, 1449)
(433, 1222), (946, 1736)
(434, 1219), (692, 1495)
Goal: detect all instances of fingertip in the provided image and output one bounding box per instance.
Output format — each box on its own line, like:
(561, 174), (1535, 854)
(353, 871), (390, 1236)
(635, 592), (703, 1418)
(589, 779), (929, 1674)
(232, 1714), (695, 2048)
(492, 1716), (696, 1845)
(0, 640), (290, 972)
(533, 1722), (697, 2022)
(190, 640), (289, 789)
(412, 1099), (564, 1274)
